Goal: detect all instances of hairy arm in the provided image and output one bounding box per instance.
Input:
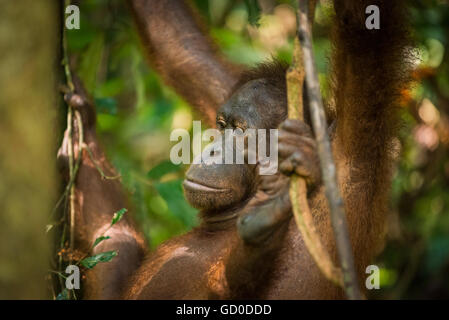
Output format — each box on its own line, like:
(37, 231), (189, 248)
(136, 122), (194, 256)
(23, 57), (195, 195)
(126, 0), (241, 125)
(331, 0), (411, 270)
(225, 119), (321, 298)
(225, 182), (292, 298)
(225, 0), (412, 296)
(58, 79), (146, 299)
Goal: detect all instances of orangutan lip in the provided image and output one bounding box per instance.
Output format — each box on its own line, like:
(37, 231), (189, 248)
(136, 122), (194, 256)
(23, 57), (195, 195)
(183, 179), (228, 193)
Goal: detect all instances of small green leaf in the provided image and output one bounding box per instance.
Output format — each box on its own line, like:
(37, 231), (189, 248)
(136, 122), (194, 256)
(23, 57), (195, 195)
(56, 288), (69, 300)
(147, 160), (182, 180)
(244, 0), (261, 27)
(92, 235), (111, 248)
(80, 251), (118, 269)
(111, 208), (127, 226)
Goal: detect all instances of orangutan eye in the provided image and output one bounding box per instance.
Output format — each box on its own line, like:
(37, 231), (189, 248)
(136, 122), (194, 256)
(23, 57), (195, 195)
(217, 119), (226, 129)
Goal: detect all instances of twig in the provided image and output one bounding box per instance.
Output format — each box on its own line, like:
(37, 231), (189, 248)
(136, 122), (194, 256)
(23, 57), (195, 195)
(286, 1), (342, 287)
(82, 143), (121, 180)
(57, 0), (83, 300)
(62, 0), (78, 269)
(69, 110), (84, 260)
(51, 142), (120, 217)
(296, 0), (362, 299)
(75, 209), (125, 266)
(52, 179), (73, 216)
(67, 108), (75, 267)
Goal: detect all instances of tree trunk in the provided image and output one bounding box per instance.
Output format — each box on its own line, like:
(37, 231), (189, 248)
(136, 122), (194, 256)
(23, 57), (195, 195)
(0, 0), (60, 299)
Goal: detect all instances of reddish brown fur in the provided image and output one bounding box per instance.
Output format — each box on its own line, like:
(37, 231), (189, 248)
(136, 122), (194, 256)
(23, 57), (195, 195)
(330, 0), (412, 276)
(126, 0), (241, 126)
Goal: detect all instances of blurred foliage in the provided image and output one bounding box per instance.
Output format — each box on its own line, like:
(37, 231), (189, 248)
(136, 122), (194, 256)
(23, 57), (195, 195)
(372, 0), (449, 300)
(66, 0), (449, 298)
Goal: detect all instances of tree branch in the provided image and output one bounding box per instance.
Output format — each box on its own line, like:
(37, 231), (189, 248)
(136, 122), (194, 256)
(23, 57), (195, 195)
(296, 0), (362, 299)
(286, 0), (342, 288)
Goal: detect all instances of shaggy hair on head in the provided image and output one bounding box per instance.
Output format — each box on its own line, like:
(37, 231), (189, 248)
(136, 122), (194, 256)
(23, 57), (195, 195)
(232, 60), (290, 125)
(234, 59), (289, 92)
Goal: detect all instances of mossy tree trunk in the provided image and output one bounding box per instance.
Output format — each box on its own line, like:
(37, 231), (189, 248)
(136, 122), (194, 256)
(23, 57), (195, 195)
(0, 0), (60, 299)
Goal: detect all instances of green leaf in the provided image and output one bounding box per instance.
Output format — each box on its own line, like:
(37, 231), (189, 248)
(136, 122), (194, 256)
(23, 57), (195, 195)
(92, 235), (111, 248)
(80, 251), (118, 269)
(56, 288), (69, 300)
(155, 179), (198, 228)
(95, 97), (118, 115)
(244, 0), (261, 27)
(111, 208), (127, 226)
(147, 160), (182, 180)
